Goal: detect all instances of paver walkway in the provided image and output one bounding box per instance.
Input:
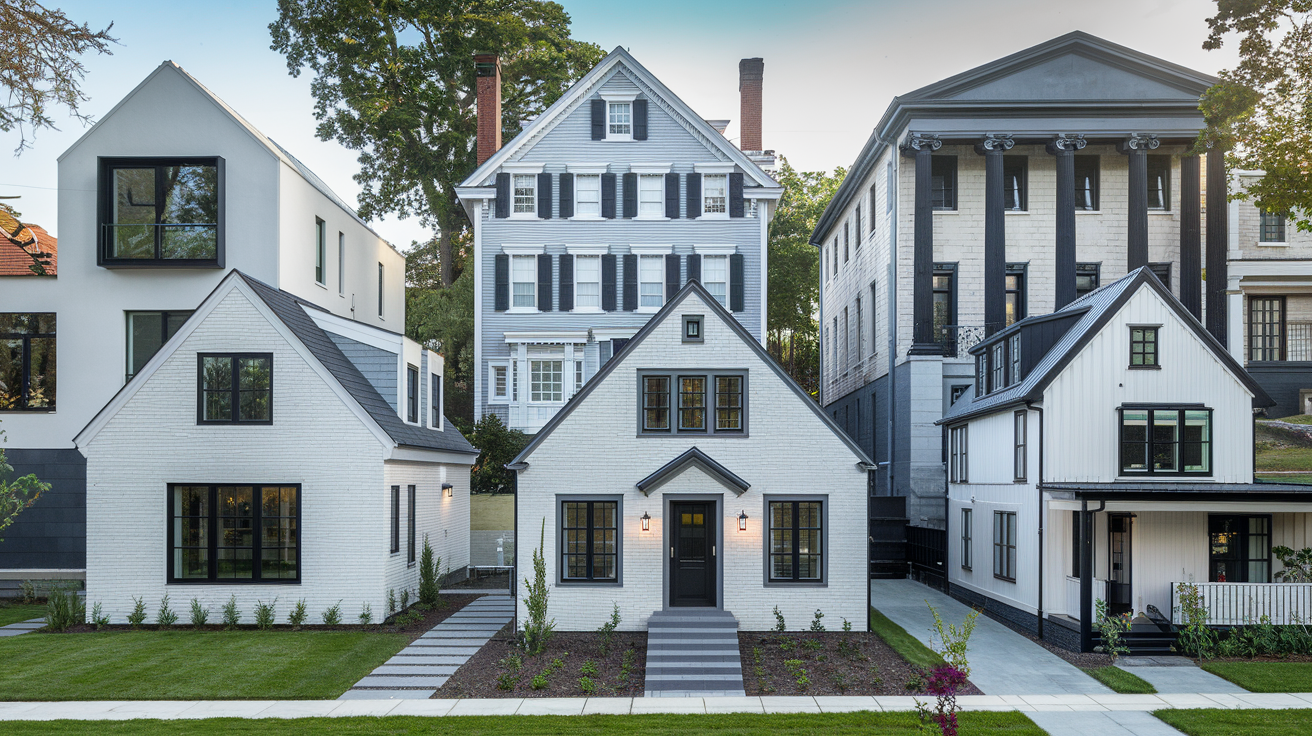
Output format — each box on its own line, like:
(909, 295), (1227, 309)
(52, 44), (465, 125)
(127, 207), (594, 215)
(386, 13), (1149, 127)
(0, 618), (44, 637)
(338, 594), (513, 700)
(1116, 657), (1246, 694)
(871, 579), (1111, 695)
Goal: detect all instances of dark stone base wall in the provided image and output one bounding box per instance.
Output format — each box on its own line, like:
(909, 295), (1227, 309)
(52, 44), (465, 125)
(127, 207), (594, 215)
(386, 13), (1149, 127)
(0, 449), (86, 570)
(1043, 615), (1082, 652)
(950, 585), (1086, 652)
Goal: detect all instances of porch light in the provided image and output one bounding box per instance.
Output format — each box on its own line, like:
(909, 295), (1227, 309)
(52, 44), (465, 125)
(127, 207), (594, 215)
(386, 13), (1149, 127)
(641, 511), (651, 532)
(738, 510), (748, 532)
(442, 483), (454, 498)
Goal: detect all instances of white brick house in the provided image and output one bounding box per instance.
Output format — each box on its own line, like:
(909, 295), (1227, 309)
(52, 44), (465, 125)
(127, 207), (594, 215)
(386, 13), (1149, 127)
(509, 281), (872, 632)
(76, 271), (477, 622)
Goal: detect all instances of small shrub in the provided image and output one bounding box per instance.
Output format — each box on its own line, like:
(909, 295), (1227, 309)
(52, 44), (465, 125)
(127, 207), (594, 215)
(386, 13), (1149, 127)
(45, 584), (85, 632)
(127, 596), (148, 628)
(359, 602), (373, 625)
(779, 638), (796, 652)
(842, 618), (852, 632)
(832, 671), (850, 692)
(189, 598), (210, 628)
(619, 648), (635, 685)
(90, 602), (109, 629)
(802, 638), (823, 652)
(496, 672), (519, 691)
(419, 535), (443, 607)
(322, 601), (343, 625)
(254, 598), (277, 630)
(288, 599), (308, 628)
(773, 605), (786, 632)
(156, 594), (178, 628)
(579, 675), (596, 694)
(580, 659), (599, 676)
(399, 589), (411, 610)
(1093, 599), (1131, 662)
(19, 579), (36, 603)
(221, 595), (241, 629)
(1175, 582), (1217, 659)
(927, 602), (978, 677)
(500, 653), (523, 672)
(597, 602), (621, 655)
(914, 665), (968, 736)
(549, 656), (566, 673)
(519, 519), (555, 655)
(783, 658), (809, 689)
(386, 589), (397, 616)
(810, 609), (826, 632)
(530, 672), (549, 690)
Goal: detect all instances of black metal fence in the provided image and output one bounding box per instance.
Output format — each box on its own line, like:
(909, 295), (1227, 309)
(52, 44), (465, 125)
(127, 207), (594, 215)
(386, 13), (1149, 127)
(907, 525), (947, 590)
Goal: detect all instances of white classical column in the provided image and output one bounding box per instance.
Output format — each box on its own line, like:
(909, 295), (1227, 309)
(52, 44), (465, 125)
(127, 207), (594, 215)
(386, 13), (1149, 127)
(1226, 278), (1245, 365)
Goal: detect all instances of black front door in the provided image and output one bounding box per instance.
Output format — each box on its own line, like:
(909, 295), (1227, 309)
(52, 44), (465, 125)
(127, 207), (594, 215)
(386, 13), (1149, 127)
(1108, 515), (1132, 616)
(670, 502), (715, 607)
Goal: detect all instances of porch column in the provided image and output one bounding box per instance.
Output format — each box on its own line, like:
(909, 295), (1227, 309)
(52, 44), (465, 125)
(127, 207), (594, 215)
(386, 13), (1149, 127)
(904, 133), (942, 354)
(1180, 154), (1203, 319)
(1206, 144), (1229, 346)
(1048, 134), (1086, 309)
(975, 134), (1012, 336)
(1119, 133), (1160, 272)
(1079, 499), (1095, 652)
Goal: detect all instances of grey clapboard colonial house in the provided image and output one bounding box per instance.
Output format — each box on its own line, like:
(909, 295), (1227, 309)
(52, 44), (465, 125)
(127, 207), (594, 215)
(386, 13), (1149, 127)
(455, 48), (781, 433)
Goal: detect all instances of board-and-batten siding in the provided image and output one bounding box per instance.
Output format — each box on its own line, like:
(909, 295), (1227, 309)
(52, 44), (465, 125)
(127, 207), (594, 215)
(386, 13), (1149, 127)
(1044, 286), (1254, 483)
(948, 483), (1037, 616)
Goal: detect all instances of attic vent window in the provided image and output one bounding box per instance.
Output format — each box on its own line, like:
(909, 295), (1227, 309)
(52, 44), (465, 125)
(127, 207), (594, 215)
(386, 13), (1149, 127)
(683, 315), (703, 343)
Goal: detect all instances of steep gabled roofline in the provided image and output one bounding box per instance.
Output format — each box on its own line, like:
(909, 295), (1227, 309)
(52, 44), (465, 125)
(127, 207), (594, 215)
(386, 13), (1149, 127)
(635, 447), (751, 496)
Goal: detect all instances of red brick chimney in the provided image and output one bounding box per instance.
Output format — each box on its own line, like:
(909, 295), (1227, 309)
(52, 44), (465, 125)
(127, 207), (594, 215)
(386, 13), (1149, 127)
(739, 58), (763, 152)
(475, 54), (502, 166)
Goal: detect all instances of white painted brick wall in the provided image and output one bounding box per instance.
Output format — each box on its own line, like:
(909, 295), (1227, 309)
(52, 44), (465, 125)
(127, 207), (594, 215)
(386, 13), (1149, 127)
(382, 460), (472, 606)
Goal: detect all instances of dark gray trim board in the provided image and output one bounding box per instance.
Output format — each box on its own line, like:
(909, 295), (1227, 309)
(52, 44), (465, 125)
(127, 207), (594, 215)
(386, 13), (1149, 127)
(636, 447), (750, 496)
(661, 493), (722, 611)
(761, 494), (829, 588)
(555, 494), (624, 587)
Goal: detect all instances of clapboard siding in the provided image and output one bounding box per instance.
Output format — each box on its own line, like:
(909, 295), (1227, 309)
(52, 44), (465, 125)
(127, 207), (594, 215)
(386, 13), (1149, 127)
(326, 333), (399, 413)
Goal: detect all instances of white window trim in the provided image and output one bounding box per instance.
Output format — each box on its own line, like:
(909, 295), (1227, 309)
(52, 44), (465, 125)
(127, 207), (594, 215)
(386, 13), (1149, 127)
(503, 331), (590, 344)
(501, 162), (545, 174)
(565, 245), (609, 256)
(699, 253), (730, 307)
(693, 162), (736, 174)
(630, 163), (672, 174)
(528, 353), (567, 405)
(501, 244), (547, 256)
(693, 245), (737, 256)
(592, 328), (637, 342)
(635, 252), (666, 314)
(629, 244), (673, 256)
(635, 173), (668, 221)
(509, 173), (539, 220)
(567, 163), (609, 174)
(488, 360), (511, 403)
(600, 93), (638, 143)
(570, 172), (604, 220)
(507, 252), (540, 314)
(570, 251), (604, 313)
(701, 172), (730, 220)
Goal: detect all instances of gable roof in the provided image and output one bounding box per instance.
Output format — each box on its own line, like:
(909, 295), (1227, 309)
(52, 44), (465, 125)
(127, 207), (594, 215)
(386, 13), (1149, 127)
(938, 267), (1274, 425)
(635, 447), (751, 496)
(811, 31), (1217, 246)
(510, 279), (873, 468)
(458, 47), (779, 191)
(0, 206), (56, 276)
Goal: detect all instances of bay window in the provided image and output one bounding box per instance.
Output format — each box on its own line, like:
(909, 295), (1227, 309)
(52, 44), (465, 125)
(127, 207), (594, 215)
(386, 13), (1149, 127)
(1119, 407), (1211, 475)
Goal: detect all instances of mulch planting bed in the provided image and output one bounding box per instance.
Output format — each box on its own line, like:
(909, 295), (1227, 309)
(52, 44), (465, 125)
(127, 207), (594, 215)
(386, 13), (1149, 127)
(437, 627), (647, 699)
(741, 631), (981, 697)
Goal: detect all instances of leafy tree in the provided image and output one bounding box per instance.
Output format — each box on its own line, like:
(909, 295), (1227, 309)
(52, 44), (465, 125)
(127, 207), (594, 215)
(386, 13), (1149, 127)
(407, 258), (475, 423)
(0, 426), (48, 543)
(270, 0), (604, 287)
(0, 1), (116, 154)
(468, 414), (529, 494)
(766, 158), (845, 397)
(1199, 0), (1312, 231)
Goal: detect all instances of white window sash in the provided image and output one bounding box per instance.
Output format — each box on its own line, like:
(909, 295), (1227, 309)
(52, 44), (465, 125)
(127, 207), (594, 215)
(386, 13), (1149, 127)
(575, 255), (601, 309)
(511, 255), (537, 309)
(513, 174), (536, 215)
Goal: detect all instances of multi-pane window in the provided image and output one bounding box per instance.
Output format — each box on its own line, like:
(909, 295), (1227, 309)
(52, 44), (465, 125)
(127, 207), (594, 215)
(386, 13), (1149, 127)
(642, 372), (746, 435)
(769, 500), (823, 582)
(932, 266), (955, 348)
(948, 425), (968, 483)
(990, 342), (1005, 391)
(931, 156), (957, 210)
(1147, 155), (1171, 210)
(575, 255), (601, 309)
(855, 207), (862, 247)
(126, 311), (192, 380)
(406, 364), (419, 423)
(491, 365), (509, 401)
(512, 174), (536, 214)
(702, 255), (728, 306)
(843, 221), (850, 262)
(575, 175), (601, 217)
(994, 511), (1016, 581)
(869, 183), (878, 235)
(530, 360), (563, 403)
(1260, 211), (1287, 243)
(102, 159), (219, 263)
(168, 484), (299, 583)
(0, 313), (55, 411)
(703, 174), (727, 215)
(975, 354), (986, 397)
(1009, 334), (1021, 384)
(511, 255), (537, 309)
(1074, 155), (1100, 210)
(638, 175), (664, 217)
(639, 255), (664, 308)
(1209, 515), (1271, 583)
(1130, 327), (1159, 367)
(1002, 156), (1027, 211)
(1249, 297), (1284, 361)
(607, 102), (631, 136)
(715, 376), (743, 431)
(562, 500), (617, 582)
(390, 485), (400, 554)
(1120, 407), (1211, 475)
(431, 373), (442, 427)
(407, 485), (416, 565)
(642, 375), (670, 430)
(960, 508), (973, 570)
(1076, 263), (1100, 296)
(574, 354), (584, 397)
(1014, 410), (1027, 482)
(1005, 267), (1025, 326)
(315, 218), (326, 285)
(199, 354), (271, 424)
(679, 376), (706, 431)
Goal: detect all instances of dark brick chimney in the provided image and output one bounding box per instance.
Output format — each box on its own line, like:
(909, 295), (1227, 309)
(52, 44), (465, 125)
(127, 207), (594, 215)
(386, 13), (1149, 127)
(739, 58), (763, 152)
(475, 54), (501, 166)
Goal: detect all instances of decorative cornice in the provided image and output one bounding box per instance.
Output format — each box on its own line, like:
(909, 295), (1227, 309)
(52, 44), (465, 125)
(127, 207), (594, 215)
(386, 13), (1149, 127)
(1053, 133), (1087, 151)
(1120, 133), (1161, 152)
(901, 132), (942, 156)
(974, 133), (1014, 156)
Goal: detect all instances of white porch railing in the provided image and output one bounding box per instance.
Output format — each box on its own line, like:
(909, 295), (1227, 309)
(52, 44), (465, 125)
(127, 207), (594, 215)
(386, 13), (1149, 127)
(508, 403), (564, 434)
(1064, 576), (1107, 621)
(1172, 582), (1312, 626)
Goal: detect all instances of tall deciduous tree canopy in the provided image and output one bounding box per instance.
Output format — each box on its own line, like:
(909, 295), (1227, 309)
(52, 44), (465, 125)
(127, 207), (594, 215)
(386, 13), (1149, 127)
(0, 0), (115, 154)
(1200, 0), (1312, 230)
(269, 0), (604, 287)
(766, 158), (845, 398)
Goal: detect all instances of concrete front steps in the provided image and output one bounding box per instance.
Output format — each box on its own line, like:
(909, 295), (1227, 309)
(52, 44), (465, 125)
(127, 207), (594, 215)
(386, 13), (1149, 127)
(644, 609), (745, 697)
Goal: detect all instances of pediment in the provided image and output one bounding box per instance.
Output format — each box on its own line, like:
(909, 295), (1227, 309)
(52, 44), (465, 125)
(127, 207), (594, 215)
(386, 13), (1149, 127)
(636, 447), (750, 497)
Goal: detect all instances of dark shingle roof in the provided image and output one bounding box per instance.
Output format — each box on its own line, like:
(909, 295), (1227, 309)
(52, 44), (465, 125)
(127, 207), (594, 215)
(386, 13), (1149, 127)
(237, 272), (477, 456)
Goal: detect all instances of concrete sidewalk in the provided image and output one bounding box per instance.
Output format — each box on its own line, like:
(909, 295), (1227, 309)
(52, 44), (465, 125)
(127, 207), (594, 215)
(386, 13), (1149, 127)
(871, 579), (1110, 695)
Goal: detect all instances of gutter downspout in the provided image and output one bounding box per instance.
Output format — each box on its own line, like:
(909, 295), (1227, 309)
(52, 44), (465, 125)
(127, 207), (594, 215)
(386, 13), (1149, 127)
(1032, 402), (1044, 639)
(1078, 497), (1107, 652)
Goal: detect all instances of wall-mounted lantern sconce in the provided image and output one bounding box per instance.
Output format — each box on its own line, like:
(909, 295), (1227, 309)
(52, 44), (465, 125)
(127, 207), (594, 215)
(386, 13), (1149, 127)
(738, 510), (748, 532)
(442, 483), (454, 498)
(641, 511), (651, 532)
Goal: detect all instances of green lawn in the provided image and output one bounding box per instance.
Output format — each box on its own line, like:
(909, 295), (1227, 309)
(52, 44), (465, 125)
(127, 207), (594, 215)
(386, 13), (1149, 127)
(0, 602), (45, 627)
(1256, 446), (1312, 472)
(1201, 661), (1312, 693)
(1154, 708), (1312, 735)
(869, 607), (945, 669)
(1081, 666), (1156, 694)
(1256, 473), (1312, 484)
(1271, 415), (1312, 425)
(0, 629), (409, 700)
(0, 713), (1046, 735)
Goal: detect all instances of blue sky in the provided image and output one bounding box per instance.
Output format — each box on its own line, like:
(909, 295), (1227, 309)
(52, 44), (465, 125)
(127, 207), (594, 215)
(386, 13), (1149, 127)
(1, 0), (1237, 248)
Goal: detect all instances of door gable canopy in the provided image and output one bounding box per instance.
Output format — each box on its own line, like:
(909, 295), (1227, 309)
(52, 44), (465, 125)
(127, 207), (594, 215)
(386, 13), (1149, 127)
(636, 447), (749, 497)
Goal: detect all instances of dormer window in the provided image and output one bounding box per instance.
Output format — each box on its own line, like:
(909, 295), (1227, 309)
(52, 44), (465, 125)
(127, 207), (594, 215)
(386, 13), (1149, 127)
(100, 158), (222, 267)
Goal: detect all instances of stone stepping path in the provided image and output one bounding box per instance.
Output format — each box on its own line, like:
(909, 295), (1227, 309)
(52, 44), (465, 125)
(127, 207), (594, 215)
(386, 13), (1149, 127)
(338, 594), (513, 700)
(0, 618), (44, 638)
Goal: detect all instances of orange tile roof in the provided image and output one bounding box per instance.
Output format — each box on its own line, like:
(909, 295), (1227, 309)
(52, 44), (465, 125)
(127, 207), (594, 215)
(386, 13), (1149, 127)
(0, 207), (57, 276)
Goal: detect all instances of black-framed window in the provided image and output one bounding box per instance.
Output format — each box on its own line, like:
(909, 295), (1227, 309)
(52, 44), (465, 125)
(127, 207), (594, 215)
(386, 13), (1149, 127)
(855, 206), (862, 247)
(1009, 334), (1022, 384)
(1003, 156), (1027, 211)
(769, 500), (823, 582)
(933, 264), (956, 348)
(994, 510), (1016, 581)
(869, 183), (878, 235)
(1260, 211), (1287, 243)
(168, 484), (299, 583)
(1147, 155), (1171, 210)
(407, 485), (416, 566)
(390, 485), (400, 554)
(975, 354), (986, 396)
(127, 311), (192, 381)
(642, 375), (670, 430)
(950, 384), (970, 404)
(1209, 515), (1271, 583)
(0, 313), (55, 411)
(641, 371), (747, 435)
(1076, 263), (1101, 296)
(1149, 262), (1172, 290)
(1071, 511), (1081, 577)
(949, 425), (968, 483)
(1014, 410), (1027, 482)
(198, 353), (272, 424)
(1074, 155), (1100, 210)
(1249, 296), (1284, 361)
(683, 315), (703, 343)
(931, 156), (957, 210)
(961, 507), (972, 570)
(990, 342), (1005, 391)
(378, 263), (385, 317)
(431, 373), (442, 428)
(1130, 327), (1159, 368)
(99, 157), (221, 266)
(561, 500), (617, 582)
(1005, 263), (1027, 326)
(406, 364), (419, 423)
(843, 220), (850, 262)
(1120, 407), (1212, 475)
(715, 375), (743, 432)
(315, 218), (326, 285)
(679, 376), (706, 431)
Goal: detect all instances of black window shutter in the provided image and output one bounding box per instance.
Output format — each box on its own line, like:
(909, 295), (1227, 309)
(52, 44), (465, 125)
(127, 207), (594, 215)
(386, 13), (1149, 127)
(685, 173), (701, 219)
(665, 172), (680, 218)
(537, 254), (553, 312)
(622, 254), (638, 311)
(494, 254), (509, 311)
(558, 254), (574, 312)
(494, 173), (510, 218)
(729, 253), (745, 312)
(686, 253), (701, 283)
(602, 173), (617, 219)
(665, 254), (681, 302)
(633, 99), (648, 141)
(558, 173), (574, 219)
(537, 172), (552, 219)
(729, 172), (745, 218)
(591, 99), (605, 140)
(602, 254), (618, 311)
(622, 172), (638, 218)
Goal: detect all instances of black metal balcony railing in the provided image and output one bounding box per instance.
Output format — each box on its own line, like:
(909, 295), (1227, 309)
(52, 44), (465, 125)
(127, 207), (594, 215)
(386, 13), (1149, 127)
(935, 324), (994, 358)
(103, 223), (219, 262)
